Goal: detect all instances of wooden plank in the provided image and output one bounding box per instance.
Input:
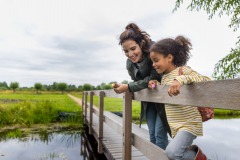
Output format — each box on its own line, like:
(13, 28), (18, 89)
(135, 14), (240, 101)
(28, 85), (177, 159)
(81, 91), (84, 121)
(133, 134), (169, 160)
(85, 89), (123, 98)
(89, 91), (94, 135)
(134, 79), (240, 110)
(68, 94), (169, 160)
(98, 91), (104, 154)
(88, 110), (151, 160)
(84, 92), (88, 124)
(122, 90), (133, 160)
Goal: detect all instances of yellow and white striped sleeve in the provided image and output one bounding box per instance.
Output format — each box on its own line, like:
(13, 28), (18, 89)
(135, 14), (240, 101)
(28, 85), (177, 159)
(175, 66), (211, 85)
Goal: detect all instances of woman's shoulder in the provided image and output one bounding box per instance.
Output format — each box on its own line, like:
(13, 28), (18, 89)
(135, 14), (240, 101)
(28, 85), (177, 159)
(126, 59), (134, 69)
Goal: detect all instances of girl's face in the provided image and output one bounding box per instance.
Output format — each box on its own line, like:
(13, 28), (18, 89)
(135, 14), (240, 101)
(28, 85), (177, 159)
(122, 40), (143, 63)
(150, 51), (175, 74)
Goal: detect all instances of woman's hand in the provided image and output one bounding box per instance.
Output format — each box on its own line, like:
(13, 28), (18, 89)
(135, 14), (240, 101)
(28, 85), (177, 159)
(168, 80), (181, 97)
(113, 84), (128, 94)
(148, 80), (157, 89)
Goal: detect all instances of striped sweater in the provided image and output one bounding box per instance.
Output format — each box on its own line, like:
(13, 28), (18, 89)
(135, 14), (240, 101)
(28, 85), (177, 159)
(161, 66), (211, 137)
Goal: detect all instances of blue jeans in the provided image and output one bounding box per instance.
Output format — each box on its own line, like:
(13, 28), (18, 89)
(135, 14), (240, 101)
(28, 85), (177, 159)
(146, 104), (168, 149)
(165, 130), (196, 160)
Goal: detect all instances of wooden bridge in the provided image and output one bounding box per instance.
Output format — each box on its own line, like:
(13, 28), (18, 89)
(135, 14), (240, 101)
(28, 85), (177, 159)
(69, 78), (240, 160)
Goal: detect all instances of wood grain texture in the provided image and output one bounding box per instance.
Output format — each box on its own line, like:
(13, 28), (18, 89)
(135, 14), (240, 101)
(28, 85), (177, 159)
(98, 91), (104, 154)
(134, 79), (240, 110)
(122, 90), (133, 160)
(89, 91), (94, 135)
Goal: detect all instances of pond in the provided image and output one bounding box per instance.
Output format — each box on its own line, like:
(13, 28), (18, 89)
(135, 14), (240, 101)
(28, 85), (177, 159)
(0, 119), (239, 160)
(0, 130), (82, 160)
(142, 118), (240, 160)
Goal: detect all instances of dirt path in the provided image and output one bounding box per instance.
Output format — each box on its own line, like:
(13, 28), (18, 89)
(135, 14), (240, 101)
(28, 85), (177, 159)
(67, 94), (83, 106)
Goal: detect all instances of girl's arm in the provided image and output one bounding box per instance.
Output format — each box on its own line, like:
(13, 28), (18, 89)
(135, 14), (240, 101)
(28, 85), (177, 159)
(174, 66), (211, 85)
(168, 66), (211, 97)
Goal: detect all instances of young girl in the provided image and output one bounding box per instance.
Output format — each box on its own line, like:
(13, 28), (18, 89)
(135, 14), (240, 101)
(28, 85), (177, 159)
(113, 23), (170, 149)
(148, 35), (208, 159)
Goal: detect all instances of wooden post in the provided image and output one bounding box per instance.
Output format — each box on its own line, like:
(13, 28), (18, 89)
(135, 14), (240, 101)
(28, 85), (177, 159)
(84, 92), (88, 125)
(122, 90), (132, 160)
(89, 91), (94, 135)
(81, 91), (84, 123)
(98, 91), (105, 153)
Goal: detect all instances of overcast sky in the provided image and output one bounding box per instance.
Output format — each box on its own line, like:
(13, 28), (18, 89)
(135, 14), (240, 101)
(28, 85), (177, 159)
(0, 0), (239, 87)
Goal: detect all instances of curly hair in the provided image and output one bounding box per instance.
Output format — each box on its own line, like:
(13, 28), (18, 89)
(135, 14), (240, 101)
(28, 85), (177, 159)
(150, 35), (192, 66)
(119, 23), (151, 54)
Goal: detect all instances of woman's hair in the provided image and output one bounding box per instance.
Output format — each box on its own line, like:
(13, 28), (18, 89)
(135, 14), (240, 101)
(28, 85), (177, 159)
(119, 23), (151, 53)
(150, 35), (192, 66)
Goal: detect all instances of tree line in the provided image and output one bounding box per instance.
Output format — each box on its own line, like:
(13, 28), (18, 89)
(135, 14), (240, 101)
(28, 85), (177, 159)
(0, 80), (129, 93)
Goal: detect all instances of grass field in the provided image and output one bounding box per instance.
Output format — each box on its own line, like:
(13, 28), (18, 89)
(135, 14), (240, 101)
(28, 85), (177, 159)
(0, 91), (239, 129)
(0, 92), (82, 128)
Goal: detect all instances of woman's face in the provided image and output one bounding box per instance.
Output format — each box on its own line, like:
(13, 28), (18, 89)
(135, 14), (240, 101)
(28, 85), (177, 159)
(122, 40), (143, 63)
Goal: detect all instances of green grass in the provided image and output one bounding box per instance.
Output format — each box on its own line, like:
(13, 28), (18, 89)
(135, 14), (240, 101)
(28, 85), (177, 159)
(0, 92), (82, 127)
(71, 93), (142, 121)
(214, 108), (240, 118)
(1, 91), (239, 129)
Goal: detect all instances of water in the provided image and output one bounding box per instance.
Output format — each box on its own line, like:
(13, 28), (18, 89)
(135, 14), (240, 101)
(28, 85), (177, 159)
(142, 118), (240, 160)
(0, 119), (239, 160)
(0, 130), (82, 160)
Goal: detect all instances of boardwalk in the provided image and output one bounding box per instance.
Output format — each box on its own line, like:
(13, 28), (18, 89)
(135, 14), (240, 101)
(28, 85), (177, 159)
(68, 94), (168, 160)
(69, 78), (240, 160)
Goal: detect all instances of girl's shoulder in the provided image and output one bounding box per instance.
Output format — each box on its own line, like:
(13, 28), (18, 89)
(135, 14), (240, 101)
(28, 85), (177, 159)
(181, 66), (193, 74)
(181, 66), (212, 81)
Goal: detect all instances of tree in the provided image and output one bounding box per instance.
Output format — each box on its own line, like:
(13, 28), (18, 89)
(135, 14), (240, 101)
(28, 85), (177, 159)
(67, 84), (77, 91)
(95, 85), (101, 90)
(212, 46), (240, 80)
(174, 0), (240, 80)
(10, 82), (19, 93)
(82, 83), (92, 91)
(52, 82), (58, 91)
(0, 81), (8, 90)
(58, 82), (67, 94)
(104, 84), (112, 89)
(121, 80), (129, 84)
(34, 83), (43, 94)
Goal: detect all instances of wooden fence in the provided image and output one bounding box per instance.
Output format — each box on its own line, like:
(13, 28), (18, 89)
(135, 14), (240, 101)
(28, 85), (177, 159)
(81, 78), (240, 160)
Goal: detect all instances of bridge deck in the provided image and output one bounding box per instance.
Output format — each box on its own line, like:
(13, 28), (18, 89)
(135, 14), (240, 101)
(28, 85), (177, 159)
(88, 112), (150, 160)
(69, 94), (169, 160)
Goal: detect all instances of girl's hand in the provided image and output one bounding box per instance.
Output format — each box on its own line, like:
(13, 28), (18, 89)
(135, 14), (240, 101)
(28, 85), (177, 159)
(113, 84), (128, 94)
(148, 80), (157, 89)
(168, 80), (181, 97)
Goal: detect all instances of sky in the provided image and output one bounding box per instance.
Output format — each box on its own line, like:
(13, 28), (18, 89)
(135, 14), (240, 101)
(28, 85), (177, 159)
(0, 0), (239, 87)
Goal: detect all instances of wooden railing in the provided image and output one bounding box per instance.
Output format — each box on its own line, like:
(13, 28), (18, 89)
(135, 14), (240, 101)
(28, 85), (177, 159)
(82, 78), (240, 160)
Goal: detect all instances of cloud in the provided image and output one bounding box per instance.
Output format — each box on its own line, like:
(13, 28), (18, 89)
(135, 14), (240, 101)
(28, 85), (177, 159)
(0, 0), (239, 87)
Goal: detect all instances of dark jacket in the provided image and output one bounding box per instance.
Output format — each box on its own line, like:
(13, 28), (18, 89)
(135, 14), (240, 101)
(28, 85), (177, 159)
(126, 52), (170, 135)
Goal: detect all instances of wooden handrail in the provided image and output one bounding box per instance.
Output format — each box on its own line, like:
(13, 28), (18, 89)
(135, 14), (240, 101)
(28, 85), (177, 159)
(82, 78), (240, 160)
(134, 78), (240, 110)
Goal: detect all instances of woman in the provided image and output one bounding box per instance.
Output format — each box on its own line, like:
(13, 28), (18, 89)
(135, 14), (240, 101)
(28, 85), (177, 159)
(113, 23), (170, 149)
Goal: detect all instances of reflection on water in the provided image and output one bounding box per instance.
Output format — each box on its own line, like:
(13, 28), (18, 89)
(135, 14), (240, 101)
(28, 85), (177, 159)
(195, 119), (240, 160)
(0, 130), (82, 160)
(1, 119), (238, 159)
(80, 127), (107, 160)
(143, 118), (240, 160)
